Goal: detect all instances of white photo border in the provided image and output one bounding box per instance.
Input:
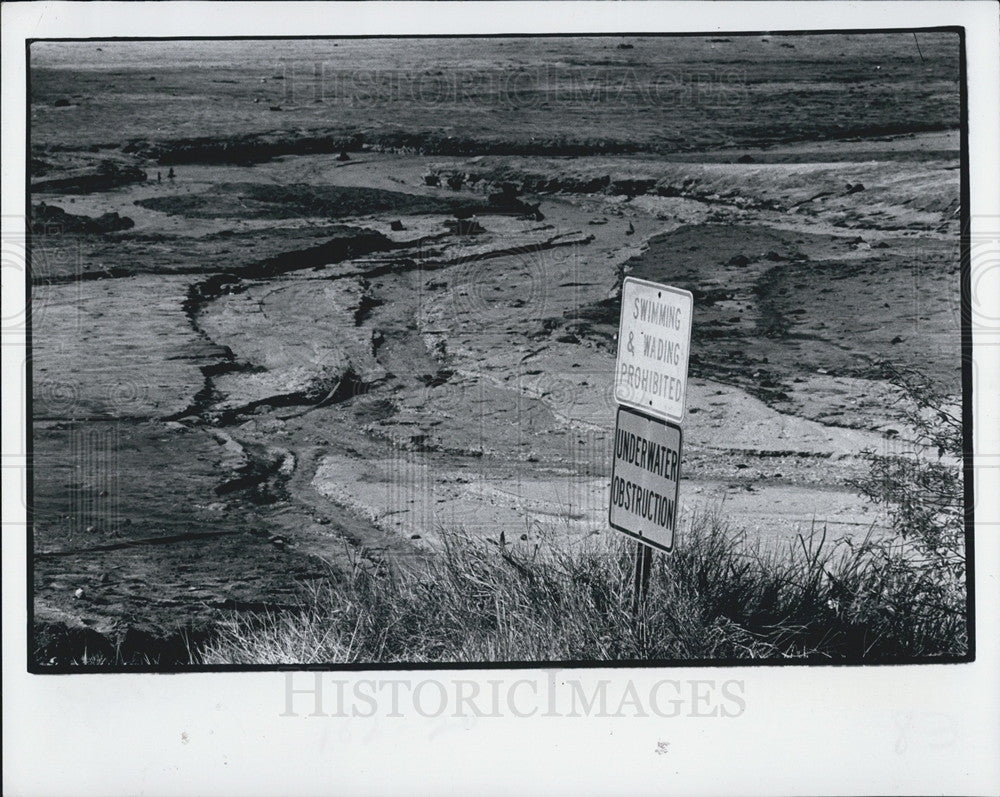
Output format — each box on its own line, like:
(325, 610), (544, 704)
(3, 2), (999, 795)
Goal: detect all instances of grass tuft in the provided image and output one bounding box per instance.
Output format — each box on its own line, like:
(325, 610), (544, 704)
(197, 505), (966, 665)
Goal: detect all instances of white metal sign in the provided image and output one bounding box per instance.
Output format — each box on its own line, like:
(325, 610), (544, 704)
(614, 277), (693, 425)
(608, 406), (682, 553)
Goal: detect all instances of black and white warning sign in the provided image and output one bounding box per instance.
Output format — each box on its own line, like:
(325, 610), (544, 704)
(608, 405), (682, 553)
(614, 277), (694, 425)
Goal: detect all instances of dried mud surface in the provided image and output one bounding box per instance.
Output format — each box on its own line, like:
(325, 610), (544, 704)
(28, 35), (962, 664)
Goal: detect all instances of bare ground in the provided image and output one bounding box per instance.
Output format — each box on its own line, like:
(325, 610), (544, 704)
(29, 124), (962, 664)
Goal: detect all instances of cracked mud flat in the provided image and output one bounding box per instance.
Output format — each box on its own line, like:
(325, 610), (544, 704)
(29, 35), (962, 663)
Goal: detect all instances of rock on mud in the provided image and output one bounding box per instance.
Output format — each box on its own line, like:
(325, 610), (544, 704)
(31, 202), (134, 234)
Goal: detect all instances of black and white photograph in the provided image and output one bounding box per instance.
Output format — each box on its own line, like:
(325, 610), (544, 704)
(26, 28), (972, 669)
(3, 2), (999, 795)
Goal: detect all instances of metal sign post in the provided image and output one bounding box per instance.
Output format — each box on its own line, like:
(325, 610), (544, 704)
(609, 278), (693, 628)
(632, 541), (653, 618)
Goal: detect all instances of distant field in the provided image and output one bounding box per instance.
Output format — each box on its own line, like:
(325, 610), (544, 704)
(30, 34), (960, 152)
